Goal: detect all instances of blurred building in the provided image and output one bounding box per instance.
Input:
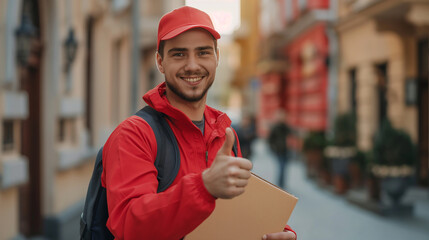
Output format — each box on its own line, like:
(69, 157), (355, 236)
(231, 0), (261, 121)
(257, 0), (334, 144)
(336, 0), (428, 185)
(257, 0), (428, 185)
(0, 0), (183, 239)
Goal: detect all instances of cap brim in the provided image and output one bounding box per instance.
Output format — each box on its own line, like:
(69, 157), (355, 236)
(161, 24), (221, 41)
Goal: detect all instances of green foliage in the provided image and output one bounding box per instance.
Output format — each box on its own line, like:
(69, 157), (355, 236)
(371, 120), (417, 166)
(303, 131), (326, 152)
(332, 112), (356, 147)
(352, 150), (368, 170)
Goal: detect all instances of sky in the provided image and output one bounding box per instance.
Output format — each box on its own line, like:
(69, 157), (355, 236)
(186, 0), (241, 35)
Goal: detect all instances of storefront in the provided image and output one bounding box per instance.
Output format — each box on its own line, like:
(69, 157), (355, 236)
(285, 23), (329, 131)
(257, 0), (335, 148)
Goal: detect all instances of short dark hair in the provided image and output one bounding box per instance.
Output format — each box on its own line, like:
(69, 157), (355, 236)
(157, 36), (218, 59)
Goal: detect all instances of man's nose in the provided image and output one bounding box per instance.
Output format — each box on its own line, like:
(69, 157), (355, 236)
(184, 55), (200, 72)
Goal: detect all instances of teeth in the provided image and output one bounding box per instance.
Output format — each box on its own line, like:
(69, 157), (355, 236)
(182, 77), (202, 83)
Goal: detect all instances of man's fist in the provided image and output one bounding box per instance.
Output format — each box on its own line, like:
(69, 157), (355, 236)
(202, 127), (253, 199)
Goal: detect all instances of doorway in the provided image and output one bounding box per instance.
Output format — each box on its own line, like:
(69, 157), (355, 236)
(375, 63), (388, 127)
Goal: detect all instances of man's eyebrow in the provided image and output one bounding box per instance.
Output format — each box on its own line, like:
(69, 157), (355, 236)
(167, 46), (214, 54)
(167, 48), (188, 53)
(196, 46), (214, 51)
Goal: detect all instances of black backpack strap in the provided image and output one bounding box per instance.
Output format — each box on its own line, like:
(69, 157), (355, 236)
(135, 106), (181, 192)
(232, 131), (238, 157)
(80, 148), (114, 240)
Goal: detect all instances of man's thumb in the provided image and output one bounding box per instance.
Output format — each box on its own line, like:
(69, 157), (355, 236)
(219, 127), (235, 156)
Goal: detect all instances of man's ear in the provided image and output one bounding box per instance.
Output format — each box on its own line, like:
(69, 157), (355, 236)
(216, 47), (220, 67)
(155, 52), (164, 73)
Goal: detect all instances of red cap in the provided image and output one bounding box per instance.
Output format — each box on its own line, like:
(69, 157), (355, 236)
(157, 6), (221, 51)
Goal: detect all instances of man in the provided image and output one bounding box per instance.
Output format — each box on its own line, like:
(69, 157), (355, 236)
(268, 110), (290, 189)
(101, 6), (296, 240)
(236, 113), (257, 159)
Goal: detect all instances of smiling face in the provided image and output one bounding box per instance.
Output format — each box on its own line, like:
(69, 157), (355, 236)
(156, 28), (219, 104)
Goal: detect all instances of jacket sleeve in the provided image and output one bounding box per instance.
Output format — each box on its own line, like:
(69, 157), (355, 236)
(101, 117), (216, 240)
(284, 225), (297, 239)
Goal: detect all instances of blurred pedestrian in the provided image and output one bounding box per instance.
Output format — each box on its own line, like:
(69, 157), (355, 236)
(236, 113), (257, 160)
(268, 110), (291, 189)
(101, 6), (296, 240)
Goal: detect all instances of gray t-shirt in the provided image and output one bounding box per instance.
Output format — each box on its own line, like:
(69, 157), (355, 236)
(192, 117), (205, 135)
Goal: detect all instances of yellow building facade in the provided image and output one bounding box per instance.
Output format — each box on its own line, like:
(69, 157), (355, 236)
(336, 0), (428, 184)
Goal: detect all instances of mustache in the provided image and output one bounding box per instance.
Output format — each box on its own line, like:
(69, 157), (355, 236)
(178, 70), (207, 76)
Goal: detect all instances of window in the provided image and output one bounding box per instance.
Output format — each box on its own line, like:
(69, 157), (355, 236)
(112, 0), (131, 12)
(2, 119), (20, 154)
(285, 0), (293, 22)
(2, 120), (15, 152)
(58, 118), (76, 144)
(58, 118), (66, 142)
(298, 0), (307, 10)
(349, 68), (357, 117)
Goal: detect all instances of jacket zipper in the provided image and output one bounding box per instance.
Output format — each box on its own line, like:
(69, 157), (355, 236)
(205, 151), (209, 165)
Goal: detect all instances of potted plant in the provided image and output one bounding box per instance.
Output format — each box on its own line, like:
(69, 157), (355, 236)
(365, 150), (381, 201)
(302, 131), (326, 179)
(348, 150), (367, 189)
(324, 113), (357, 194)
(369, 120), (417, 207)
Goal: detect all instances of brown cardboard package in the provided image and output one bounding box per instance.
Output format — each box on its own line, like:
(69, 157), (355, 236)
(186, 173), (298, 240)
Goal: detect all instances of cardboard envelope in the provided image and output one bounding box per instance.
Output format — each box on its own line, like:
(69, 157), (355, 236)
(186, 173), (298, 240)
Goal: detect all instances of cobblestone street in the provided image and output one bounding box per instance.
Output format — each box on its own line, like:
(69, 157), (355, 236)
(250, 139), (429, 240)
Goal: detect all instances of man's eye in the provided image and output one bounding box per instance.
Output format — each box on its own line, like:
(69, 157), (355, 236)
(173, 53), (184, 57)
(199, 51), (210, 56)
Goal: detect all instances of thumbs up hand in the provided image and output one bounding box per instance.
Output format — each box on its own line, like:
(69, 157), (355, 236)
(202, 127), (253, 199)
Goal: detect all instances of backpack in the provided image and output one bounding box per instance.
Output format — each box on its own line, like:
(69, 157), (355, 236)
(80, 106), (238, 240)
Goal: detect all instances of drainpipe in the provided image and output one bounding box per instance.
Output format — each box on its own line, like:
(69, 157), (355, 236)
(131, 0), (140, 114)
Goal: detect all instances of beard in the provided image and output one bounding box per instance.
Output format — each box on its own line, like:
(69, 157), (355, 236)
(165, 77), (214, 102)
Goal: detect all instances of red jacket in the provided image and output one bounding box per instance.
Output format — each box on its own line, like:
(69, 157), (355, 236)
(101, 83), (295, 239)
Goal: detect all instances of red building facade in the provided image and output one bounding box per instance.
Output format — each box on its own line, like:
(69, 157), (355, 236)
(258, 0), (334, 148)
(258, 73), (286, 137)
(285, 23), (329, 131)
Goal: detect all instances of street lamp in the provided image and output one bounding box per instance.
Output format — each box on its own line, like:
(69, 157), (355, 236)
(64, 28), (78, 73)
(15, 15), (36, 67)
